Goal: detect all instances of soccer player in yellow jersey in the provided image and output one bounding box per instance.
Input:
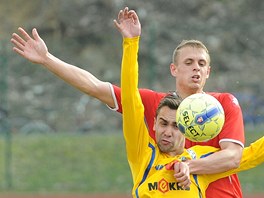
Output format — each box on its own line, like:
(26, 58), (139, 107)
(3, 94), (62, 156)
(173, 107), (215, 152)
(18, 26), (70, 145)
(115, 7), (264, 198)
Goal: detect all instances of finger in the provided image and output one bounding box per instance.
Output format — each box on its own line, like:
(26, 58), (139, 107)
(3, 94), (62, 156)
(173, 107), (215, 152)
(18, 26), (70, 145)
(11, 37), (25, 52)
(113, 19), (121, 31)
(175, 174), (190, 188)
(181, 180), (191, 190)
(11, 33), (26, 46)
(175, 173), (188, 182)
(128, 10), (138, 23)
(18, 27), (32, 41)
(12, 44), (25, 57)
(118, 9), (123, 22)
(32, 28), (40, 41)
(123, 7), (129, 19)
(174, 162), (180, 174)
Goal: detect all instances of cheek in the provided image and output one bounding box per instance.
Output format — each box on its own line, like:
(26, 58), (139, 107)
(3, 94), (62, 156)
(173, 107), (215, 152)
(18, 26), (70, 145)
(203, 68), (210, 77)
(175, 132), (184, 142)
(154, 126), (161, 137)
(180, 136), (185, 146)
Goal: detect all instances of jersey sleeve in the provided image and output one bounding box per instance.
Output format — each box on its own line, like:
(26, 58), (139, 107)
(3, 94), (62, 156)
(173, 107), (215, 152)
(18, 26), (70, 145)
(112, 85), (165, 140)
(121, 37), (150, 181)
(218, 93), (245, 146)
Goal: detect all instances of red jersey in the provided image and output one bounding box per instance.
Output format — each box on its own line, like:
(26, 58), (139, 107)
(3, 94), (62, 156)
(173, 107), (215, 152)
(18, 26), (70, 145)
(112, 85), (245, 198)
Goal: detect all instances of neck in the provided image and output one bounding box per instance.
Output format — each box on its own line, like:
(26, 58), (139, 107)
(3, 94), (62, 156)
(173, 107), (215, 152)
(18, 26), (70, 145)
(176, 89), (204, 99)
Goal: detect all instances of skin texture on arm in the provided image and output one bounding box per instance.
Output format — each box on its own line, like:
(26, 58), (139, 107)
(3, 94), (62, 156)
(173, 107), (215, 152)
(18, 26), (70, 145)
(11, 28), (115, 108)
(188, 141), (243, 174)
(205, 136), (264, 183)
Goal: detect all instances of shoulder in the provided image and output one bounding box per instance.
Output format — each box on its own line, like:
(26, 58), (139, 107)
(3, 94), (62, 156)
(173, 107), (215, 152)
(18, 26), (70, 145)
(139, 88), (166, 96)
(113, 85), (166, 99)
(185, 146), (219, 159)
(207, 92), (240, 108)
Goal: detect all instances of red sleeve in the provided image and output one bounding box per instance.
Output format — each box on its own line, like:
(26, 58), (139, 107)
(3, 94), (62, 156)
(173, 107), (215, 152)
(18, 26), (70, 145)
(185, 92), (245, 148)
(112, 84), (166, 140)
(112, 85), (122, 113)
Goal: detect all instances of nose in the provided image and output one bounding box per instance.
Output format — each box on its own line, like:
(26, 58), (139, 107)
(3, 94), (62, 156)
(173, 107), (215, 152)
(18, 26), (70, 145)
(163, 126), (173, 137)
(193, 62), (200, 71)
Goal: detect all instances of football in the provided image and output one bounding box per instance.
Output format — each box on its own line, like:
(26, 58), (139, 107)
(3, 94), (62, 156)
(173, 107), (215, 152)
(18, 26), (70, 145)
(176, 93), (225, 142)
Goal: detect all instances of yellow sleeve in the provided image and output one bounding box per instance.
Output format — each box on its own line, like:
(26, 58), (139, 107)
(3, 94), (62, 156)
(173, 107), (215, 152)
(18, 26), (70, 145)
(121, 37), (150, 181)
(238, 136), (264, 170)
(205, 136), (264, 183)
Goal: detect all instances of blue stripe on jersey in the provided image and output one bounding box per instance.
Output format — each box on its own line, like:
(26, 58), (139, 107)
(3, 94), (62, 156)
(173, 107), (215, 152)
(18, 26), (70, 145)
(193, 174), (202, 198)
(192, 151), (215, 198)
(135, 143), (156, 198)
(200, 152), (214, 158)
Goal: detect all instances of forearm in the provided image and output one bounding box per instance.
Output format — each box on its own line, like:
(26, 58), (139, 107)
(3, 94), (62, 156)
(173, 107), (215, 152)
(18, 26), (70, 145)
(43, 53), (115, 107)
(188, 144), (243, 174)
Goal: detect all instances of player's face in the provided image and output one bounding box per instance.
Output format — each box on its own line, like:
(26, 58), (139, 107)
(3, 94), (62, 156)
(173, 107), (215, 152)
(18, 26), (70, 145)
(154, 106), (185, 156)
(170, 46), (210, 97)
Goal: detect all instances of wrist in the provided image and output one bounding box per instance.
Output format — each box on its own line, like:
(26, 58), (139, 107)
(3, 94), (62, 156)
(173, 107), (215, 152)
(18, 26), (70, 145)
(165, 160), (179, 170)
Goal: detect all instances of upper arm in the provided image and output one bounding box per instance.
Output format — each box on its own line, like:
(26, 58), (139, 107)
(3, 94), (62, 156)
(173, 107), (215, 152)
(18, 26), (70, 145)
(219, 141), (243, 164)
(207, 137), (264, 183)
(94, 82), (116, 108)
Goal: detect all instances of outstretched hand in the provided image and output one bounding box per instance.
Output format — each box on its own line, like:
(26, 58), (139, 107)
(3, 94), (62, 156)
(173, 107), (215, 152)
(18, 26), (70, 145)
(11, 27), (48, 64)
(113, 7), (141, 38)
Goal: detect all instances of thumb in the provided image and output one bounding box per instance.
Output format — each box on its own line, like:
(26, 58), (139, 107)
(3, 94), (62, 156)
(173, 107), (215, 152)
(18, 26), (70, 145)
(174, 162), (181, 174)
(32, 28), (41, 41)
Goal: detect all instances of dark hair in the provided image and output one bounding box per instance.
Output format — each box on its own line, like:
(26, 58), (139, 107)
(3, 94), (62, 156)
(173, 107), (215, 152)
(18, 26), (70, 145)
(155, 93), (182, 118)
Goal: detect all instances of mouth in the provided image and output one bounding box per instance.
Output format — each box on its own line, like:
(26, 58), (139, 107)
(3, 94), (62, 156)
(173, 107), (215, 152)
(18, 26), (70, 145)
(192, 75), (200, 79)
(161, 139), (171, 145)
(191, 75), (200, 82)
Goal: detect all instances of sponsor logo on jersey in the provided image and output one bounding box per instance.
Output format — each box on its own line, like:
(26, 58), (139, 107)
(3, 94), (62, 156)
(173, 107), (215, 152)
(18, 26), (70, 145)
(186, 149), (197, 159)
(155, 165), (164, 170)
(232, 97), (239, 106)
(148, 178), (190, 193)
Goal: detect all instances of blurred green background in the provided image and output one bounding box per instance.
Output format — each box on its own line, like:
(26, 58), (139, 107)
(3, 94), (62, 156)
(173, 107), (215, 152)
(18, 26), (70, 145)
(0, 131), (263, 196)
(1, 0), (264, 196)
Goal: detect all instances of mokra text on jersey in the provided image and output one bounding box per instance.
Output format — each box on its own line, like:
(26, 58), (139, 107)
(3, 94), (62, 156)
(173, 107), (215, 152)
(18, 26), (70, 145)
(148, 178), (190, 193)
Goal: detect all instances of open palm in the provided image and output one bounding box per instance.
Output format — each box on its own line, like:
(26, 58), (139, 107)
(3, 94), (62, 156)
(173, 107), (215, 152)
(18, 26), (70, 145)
(11, 28), (48, 64)
(114, 7), (141, 38)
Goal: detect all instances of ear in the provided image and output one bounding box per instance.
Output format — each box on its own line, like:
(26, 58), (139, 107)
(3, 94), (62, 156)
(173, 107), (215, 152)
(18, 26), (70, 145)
(170, 63), (177, 77)
(206, 66), (211, 79)
(153, 117), (157, 131)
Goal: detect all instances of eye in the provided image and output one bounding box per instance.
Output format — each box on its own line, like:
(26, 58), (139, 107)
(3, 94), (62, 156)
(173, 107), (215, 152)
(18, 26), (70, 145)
(185, 60), (192, 65)
(173, 123), (178, 129)
(199, 60), (206, 67)
(159, 120), (168, 126)
(161, 122), (167, 126)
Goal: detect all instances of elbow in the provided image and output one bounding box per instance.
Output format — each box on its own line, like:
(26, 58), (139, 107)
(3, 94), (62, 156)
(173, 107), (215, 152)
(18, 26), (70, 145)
(228, 152), (242, 169)
(229, 158), (241, 169)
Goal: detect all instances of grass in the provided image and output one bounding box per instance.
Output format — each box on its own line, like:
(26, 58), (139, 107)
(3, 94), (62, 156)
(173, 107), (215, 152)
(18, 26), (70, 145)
(0, 128), (263, 195)
(0, 132), (132, 194)
(239, 126), (264, 195)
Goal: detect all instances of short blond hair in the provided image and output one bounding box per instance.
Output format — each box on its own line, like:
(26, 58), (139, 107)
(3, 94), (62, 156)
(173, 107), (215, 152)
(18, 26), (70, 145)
(172, 40), (210, 65)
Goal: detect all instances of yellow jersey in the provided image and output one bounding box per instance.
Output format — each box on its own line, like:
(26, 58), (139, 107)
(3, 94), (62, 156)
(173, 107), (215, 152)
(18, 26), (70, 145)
(120, 37), (264, 198)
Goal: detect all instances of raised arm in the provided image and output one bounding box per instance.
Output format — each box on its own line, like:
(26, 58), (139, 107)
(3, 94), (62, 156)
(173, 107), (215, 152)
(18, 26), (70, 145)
(11, 27), (115, 108)
(116, 7), (146, 182)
